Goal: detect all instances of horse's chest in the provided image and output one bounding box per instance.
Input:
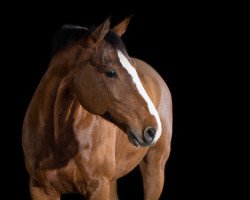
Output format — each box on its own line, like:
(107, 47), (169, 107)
(114, 130), (148, 178)
(73, 125), (148, 180)
(37, 129), (148, 194)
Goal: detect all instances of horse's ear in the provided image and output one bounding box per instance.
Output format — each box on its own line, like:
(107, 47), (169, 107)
(112, 16), (131, 37)
(87, 17), (110, 47)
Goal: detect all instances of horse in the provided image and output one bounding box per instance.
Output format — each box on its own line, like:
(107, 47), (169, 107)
(22, 17), (173, 200)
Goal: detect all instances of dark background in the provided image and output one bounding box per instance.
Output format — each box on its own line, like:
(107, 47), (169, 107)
(2, 2), (240, 200)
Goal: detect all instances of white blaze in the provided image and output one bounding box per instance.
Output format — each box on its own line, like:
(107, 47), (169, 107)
(117, 50), (162, 143)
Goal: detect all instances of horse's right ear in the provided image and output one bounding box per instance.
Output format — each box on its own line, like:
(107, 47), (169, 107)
(112, 16), (131, 37)
(86, 18), (110, 47)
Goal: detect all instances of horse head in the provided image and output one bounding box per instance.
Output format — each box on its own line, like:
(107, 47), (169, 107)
(66, 18), (162, 147)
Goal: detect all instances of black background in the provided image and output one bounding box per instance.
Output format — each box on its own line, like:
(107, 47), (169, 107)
(2, 2), (240, 200)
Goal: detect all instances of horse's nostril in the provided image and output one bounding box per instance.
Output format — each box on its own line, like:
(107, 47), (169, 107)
(143, 127), (156, 144)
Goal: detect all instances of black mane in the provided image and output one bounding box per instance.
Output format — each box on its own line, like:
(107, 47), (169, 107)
(51, 24), (127, 57)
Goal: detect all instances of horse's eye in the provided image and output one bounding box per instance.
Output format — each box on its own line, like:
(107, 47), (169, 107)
(105, 69), (117, 78)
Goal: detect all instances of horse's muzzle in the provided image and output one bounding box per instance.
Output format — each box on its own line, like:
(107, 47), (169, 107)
(128, 127), (156, 147)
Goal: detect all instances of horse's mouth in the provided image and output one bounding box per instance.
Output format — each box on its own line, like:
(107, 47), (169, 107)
(127, 130), (150, 147)
(128, 133), (141, 147)
(128, 130), (156, 147)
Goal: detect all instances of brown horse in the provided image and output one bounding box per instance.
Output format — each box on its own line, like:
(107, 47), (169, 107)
(22, 17), (172, 200)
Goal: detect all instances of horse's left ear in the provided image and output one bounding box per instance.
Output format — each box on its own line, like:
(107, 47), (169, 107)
(112, 16), (131, 37)
(87, 17), (110, 47)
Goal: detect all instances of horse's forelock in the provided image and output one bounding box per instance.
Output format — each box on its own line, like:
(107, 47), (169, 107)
(51, 25), (127, 58)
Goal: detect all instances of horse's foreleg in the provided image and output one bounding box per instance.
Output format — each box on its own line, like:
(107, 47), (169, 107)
(30, 179), (60, 200)
(139, 137), (171, 200)
(87, 177), (110, 200)
(109, 180), (119, 200)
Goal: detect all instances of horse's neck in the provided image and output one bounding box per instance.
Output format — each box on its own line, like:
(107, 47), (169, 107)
(52, 74), (82, 160)
(35, 49), (76, 113)
(42, 50), (100, 141)
(25, 48), (80, 139)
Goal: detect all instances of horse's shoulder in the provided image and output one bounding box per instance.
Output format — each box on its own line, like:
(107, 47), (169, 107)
(131, 57), (170, 96)
(131, 57), (172, 132)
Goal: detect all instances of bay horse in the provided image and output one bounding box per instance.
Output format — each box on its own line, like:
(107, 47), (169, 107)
(22, 17), (172, 200)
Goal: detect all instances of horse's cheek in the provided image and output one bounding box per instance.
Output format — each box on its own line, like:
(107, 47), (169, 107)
(75, 66), (109, 115)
